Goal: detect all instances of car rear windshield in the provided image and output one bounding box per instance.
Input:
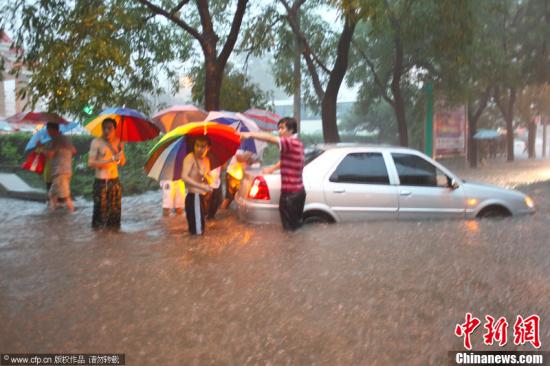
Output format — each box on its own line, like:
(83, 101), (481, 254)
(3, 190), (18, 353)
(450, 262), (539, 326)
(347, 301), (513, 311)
(304, 148), (325, 166)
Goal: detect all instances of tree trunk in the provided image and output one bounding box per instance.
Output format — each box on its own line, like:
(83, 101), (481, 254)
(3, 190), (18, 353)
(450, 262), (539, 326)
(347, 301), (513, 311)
(468, 111), (478, 168)
(390, 31), (407, 146)
(293, 7), (301, 132)
(505, 114), (514, 162)
(204, 60), (223, 111)
(293, 56), (301, 132)
(496, 87), (516, 162)
(528, 119), (537, 159)
(394, 97), (408, 147)
(466, 88), (491, 168)
(321, 90), (339, 143)
(505, 89), (516, 162)
(320, 18), (356, 143)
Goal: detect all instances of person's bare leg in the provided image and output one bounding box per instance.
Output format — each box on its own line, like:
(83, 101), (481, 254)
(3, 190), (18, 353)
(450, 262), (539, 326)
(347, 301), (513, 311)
(163, 208), (171, 217)
(49, 195), (57, 211)
(220, 198), (230, 210)
(175, 208), (183, 215)
(65, 196), (75, 212)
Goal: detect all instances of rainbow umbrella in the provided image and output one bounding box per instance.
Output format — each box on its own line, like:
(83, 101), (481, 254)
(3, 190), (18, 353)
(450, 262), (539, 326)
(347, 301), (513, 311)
(205, 111), (266, 157)
(152, 105), (208, 133)
(145, 122), (240, 181)
(85, 107), (159, 142)
(6, 111), (68, 125)
(243, 108), (282, 131)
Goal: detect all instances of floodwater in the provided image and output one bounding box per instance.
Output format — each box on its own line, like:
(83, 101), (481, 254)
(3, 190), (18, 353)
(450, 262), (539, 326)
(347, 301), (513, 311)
(1, 159), (550, 365)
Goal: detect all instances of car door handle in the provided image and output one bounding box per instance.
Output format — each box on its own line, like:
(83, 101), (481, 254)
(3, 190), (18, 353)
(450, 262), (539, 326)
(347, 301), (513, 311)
(400, 190), (412, 196)
(333, 188), (346, 193)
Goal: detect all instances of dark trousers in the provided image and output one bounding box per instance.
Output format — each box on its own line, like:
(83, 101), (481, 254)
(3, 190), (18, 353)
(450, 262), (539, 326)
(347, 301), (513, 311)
(185, 193), (207, 235)
(92, 178), (122, 230)
(279, 189), (306, 231)
(205, 186), (223, 219)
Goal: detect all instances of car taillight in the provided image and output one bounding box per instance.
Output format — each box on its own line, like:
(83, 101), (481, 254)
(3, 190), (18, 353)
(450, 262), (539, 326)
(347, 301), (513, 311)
(248, 176), (270, 200)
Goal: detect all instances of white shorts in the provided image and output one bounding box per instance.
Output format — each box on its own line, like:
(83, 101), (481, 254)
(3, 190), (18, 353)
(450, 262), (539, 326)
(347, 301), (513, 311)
(161, 180), (186, 209)
(50, 174), (71, 199)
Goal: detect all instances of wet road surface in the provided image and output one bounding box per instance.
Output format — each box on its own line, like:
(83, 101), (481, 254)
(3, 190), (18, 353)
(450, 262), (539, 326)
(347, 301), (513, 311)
(1, 159), (550, 365)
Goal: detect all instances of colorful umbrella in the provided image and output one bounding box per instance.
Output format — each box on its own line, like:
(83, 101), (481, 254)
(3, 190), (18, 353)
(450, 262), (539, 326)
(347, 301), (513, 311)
(205, 111), (267, 157)
(6, 111), (68, 125)
(145, 122), (240, 181)
(152, 105), (208, 133)
(243, 108), (282, 131)
(25, 122), (80, 152)
(85, 107), (159, 142)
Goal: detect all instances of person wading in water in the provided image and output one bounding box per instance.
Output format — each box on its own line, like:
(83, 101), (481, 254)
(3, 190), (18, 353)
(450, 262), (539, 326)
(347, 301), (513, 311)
(88, 118), (126, 231)
(181, 136), (213, 235)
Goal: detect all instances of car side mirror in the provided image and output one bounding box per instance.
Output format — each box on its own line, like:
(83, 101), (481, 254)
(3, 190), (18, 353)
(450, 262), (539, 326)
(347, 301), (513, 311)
(448, 178), (459, 190)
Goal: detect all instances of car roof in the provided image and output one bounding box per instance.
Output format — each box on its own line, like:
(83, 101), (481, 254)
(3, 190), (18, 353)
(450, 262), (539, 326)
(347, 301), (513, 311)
(308, 142), (422, 154)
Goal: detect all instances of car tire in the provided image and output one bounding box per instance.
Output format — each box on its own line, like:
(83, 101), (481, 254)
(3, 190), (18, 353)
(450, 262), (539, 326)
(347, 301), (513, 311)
(477, 205), (511, 219)
(303, 211), (335, 224)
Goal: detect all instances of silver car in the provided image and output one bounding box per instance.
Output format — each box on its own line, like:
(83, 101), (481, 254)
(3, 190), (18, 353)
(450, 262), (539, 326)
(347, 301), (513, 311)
(236, 144), (535, 224)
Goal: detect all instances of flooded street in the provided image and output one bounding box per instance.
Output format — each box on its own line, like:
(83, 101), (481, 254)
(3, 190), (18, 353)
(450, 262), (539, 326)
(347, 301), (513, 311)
(1, 159), (550, 365)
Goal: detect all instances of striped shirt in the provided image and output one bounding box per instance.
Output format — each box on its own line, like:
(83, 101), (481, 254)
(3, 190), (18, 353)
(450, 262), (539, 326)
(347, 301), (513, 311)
(279, 135), (305, 193)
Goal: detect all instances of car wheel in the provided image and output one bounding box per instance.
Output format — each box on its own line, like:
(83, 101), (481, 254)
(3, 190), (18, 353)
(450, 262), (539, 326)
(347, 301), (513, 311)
(477, 205), (511, 219)
(303, 211), (335, 224)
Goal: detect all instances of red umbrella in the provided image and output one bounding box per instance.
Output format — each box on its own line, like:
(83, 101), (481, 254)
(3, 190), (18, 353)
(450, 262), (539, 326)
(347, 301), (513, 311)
(6, 111), (68, 125)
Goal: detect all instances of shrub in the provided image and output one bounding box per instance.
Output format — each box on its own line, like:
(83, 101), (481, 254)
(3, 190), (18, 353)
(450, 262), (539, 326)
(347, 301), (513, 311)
(0, 134), (159, 199)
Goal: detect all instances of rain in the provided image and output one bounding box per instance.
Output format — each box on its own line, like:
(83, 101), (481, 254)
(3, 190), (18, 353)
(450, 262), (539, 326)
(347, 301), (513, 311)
(1, 159), (549, 364)
(2, 0), (550, 364)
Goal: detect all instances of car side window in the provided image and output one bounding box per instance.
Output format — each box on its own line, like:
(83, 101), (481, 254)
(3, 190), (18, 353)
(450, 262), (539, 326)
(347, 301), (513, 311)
(392, 153), (449, 187)
(329, 153), (390, 184)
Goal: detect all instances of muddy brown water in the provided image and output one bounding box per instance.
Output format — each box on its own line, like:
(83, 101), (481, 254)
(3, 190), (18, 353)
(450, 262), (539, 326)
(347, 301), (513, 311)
(1, 159), (550, 365)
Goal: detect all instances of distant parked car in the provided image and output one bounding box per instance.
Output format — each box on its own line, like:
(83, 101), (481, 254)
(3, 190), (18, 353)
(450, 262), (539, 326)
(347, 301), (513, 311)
(236, 144), (535, 224)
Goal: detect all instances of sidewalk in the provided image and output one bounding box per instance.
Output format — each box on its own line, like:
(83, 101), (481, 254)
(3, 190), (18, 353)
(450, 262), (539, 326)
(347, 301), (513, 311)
(454, 158), (550, 188)
(0, 172), (46, 201)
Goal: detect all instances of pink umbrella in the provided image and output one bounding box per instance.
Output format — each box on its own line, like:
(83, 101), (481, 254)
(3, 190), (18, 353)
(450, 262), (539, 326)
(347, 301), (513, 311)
(152, 105), (208, 133)
(6, 111), (68, 125)
(243, 108), (282, 131)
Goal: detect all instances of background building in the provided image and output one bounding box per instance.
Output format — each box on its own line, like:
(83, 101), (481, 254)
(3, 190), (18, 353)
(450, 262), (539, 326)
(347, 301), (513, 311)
(0, 30), (29, 119)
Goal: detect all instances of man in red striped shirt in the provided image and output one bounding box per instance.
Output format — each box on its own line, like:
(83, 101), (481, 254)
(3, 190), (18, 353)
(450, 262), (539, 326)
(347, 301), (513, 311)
(241, 117), (306, 231)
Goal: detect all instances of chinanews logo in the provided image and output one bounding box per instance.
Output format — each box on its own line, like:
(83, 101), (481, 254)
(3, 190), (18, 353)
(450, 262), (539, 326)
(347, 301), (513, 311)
(455, 313), (541, 350)
(450, 313), (547, 366)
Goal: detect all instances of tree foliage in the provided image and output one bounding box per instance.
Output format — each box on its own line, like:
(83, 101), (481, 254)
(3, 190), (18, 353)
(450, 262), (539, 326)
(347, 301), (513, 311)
(3, 0), (188, 118)
(2, 0), (253, 118)
(272, 0), (361, 142)
(347, 0), (475, 147)
(488, 0), (550, 161)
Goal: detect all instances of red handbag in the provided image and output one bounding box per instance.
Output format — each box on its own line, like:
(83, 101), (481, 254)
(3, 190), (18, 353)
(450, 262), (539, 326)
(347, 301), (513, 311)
(21, 151), (46, 174)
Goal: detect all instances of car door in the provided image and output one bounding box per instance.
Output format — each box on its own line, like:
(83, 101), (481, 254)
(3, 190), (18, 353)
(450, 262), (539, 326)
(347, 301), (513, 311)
(390, 153), (466, 220)
(323, 151), (399, 221)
